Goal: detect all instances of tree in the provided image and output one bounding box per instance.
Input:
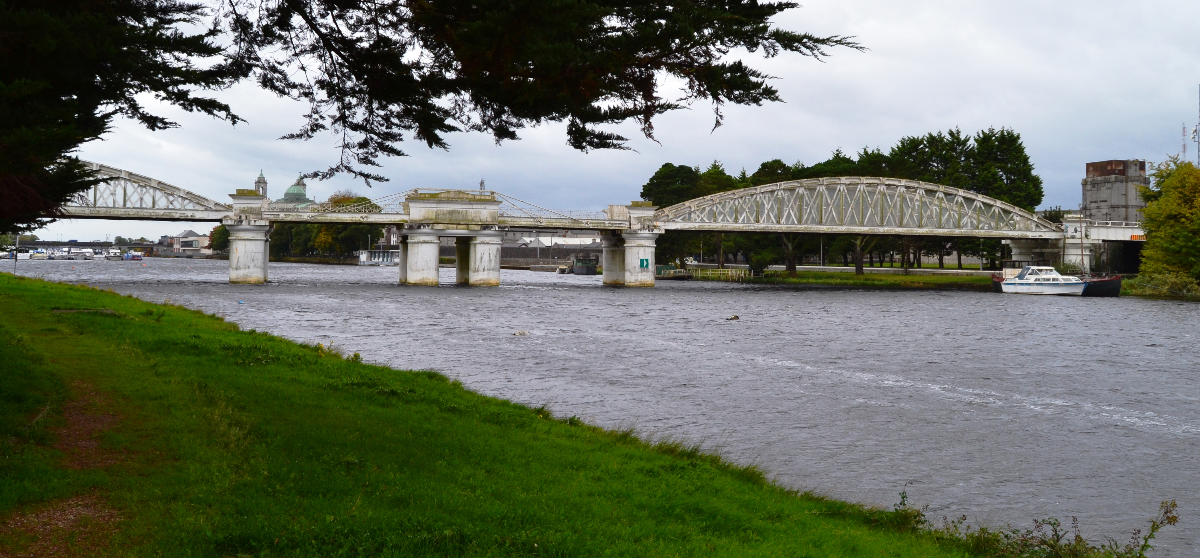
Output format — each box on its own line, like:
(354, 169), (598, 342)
(969, 128), (1043, 210)
(640, 163), (702, 208)
(1138, 159), (1200, 284)
(208, 225), (230, 252)
(749, 159), (799, 186)
(0, 0), (242, 233)
(3, 1), (861, 234)
(222, 1), (861, 182)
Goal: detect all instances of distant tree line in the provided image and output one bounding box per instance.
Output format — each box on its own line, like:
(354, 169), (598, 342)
(640, 127), (1044, 274)
(208, 191), (384, 258)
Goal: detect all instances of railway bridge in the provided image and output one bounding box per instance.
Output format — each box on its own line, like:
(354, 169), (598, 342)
(60, 162), (1143, 286)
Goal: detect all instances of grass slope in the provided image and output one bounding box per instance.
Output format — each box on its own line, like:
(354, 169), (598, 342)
(1, 273), (973, 556)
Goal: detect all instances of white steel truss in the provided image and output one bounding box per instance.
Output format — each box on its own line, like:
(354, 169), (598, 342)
(69, 162), (231, 211)
(652, 177), (1062, 239)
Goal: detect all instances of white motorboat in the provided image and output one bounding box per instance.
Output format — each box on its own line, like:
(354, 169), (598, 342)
(1000, 266), (1085, 295)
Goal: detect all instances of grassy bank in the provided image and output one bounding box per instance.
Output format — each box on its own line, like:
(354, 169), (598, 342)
(0, 273), (967, 556)
(0, 274), (1175, 556)
(745, 270), (995, 291)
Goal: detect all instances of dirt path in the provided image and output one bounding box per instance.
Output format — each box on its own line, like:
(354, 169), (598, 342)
(0, 382), (125, 557)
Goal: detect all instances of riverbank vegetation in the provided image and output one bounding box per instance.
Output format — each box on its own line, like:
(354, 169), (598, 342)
(0, 274), (1178, 556)
(748, 270), (994, 291)
(1124, 159), (1200, 300)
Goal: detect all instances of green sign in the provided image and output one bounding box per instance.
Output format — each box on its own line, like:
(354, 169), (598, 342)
(639, 258), (649, 269)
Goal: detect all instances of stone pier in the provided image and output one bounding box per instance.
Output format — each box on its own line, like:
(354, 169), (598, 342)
(396, 190), (504, 287)
(1005, 214), (1099, 273)
(601, 203), (660, 287)
(224, 190), (271, 284)
(402, 229), (441, 286)
(601, 230), (660, 287)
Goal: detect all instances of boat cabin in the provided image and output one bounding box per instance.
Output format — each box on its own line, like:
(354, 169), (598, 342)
(1013, 266), (1077, 283)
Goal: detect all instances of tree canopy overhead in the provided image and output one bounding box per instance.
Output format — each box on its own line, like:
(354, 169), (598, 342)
(222, 0), (861, 181)
(0, 0), (861, 233)
(0, 0), (242, 232)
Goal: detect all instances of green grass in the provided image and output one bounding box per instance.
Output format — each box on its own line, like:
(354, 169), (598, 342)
(0, 273), (968, 556)
(0, 273), (1175, 557)
(749, 270), (994, 291)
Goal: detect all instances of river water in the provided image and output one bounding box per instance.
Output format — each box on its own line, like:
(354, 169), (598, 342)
(11, 258), (1199, 555)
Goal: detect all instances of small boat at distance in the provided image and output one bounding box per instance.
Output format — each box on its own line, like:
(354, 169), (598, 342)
(1000, 266), (1085, 295)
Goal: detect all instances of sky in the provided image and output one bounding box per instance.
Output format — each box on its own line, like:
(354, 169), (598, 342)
(36, 1), (1200, 242)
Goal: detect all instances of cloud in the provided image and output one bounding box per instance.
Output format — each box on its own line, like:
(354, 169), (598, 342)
(41, 0), (1200, 240)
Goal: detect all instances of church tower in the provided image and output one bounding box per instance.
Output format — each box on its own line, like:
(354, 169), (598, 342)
(254, 171), (268, 197)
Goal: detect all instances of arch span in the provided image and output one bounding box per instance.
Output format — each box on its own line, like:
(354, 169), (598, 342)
(60, 161), (231, 221)
(653, 177), (1060, 239)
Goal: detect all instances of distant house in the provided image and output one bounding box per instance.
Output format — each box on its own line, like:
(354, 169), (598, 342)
(170, 230), (211, 256)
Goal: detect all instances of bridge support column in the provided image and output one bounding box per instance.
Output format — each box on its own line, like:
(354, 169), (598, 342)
(602, 231), (658, 287)
(1005, 238), (1062, 267)
(405, 230), (441, 286)
(468, 231), (501, 286)
(1062, 240), (1097, 274)
(622, 231), (658, 287)
(455, 237), (471, 285)
(396, 239), (408, 284)
(224, 220), (271, 284)
(602, 233), (626, 286)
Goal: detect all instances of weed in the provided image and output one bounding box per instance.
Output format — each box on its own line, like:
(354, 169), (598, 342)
(918, 498), (1180, 558)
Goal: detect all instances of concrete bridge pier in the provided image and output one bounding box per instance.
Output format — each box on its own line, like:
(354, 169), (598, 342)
(452, 231), (501, 286)
(467, 231), (501, 286)
(224, 190), (271, 284)
(404, 229), (441, 286)
(395, 240), (408, 284)
(602, 230), (659, 287)
(1005, 238), (1060, 267)
(601, 233), (626, 286)
(224, 221), (271, 284)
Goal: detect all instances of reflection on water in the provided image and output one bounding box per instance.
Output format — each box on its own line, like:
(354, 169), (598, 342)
(13, 258), (1200, 556)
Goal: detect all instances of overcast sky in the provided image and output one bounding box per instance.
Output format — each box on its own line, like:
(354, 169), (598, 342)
(37, 1), (1200, 241)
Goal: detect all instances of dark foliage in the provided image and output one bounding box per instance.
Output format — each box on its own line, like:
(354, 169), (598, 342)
(219, 0), (861, 183)
(3, 0), (861, 233)
(0, 0), (242, 233)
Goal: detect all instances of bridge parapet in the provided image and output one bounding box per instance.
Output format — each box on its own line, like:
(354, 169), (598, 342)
(406, 189), (500, 230)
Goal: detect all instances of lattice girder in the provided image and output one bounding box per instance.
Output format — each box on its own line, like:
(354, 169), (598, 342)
(67, 162), (231, 211)
(652, 177), (1061, 239)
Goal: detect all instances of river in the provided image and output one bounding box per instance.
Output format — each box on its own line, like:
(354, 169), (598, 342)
(11, 258), (1199, 555)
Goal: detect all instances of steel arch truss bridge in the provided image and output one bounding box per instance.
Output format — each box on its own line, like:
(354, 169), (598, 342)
(653, 177), (1060, 239)
(62, 162), (232, 221)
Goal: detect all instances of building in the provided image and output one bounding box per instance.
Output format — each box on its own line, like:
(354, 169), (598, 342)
(253, 171), (268, 197)
(274, 176), (316, 207)
(169, 230), (211, 256)
(1081, 160), (1147, 222)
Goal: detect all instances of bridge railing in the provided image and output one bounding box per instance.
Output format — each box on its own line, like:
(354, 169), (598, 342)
(1085, 219), (1142, 228)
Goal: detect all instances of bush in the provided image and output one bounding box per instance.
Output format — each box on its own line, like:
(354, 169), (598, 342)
(1125, 272), (1200, 299)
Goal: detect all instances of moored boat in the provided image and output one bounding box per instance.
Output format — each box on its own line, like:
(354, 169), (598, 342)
(999, 266), (1085, 295)
(1081, 275), (1122, 297)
